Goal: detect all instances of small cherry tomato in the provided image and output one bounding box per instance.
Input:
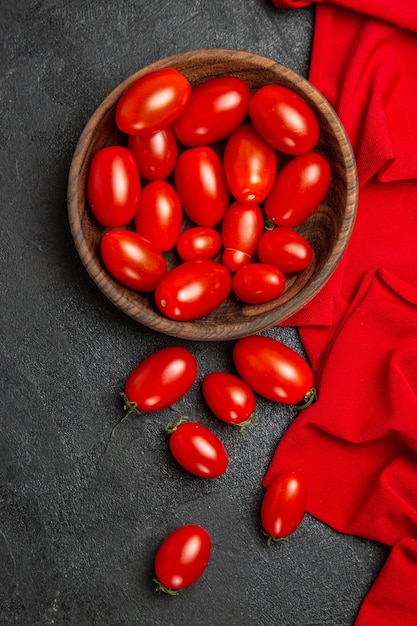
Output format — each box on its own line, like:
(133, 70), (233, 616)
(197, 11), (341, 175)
(122, 346), (198, 413)
(154, 524), (212, 594)
(264, 152), (331, 227)
(257, 227), (313, 273)
(116, 68), (191, 135)
(172, 76), (251, 146)
(174, 147), (230, 227)
(100, 229), (167, 292)
(202, 371), (257, 431)
(166, 419), (229, 478)
(87, 146), (140, 227)
(232, 263), (285, 304)
(134, 180), (182, 251)
(176, 227), (222, 262)
(155, 260), (232, 321)
(233, 334), (314, 405)
(223, 123), (277, 205)
(261, 471), (307, 542)
(128, 126), (178, 180)
(221, 202), (265, 272)
(249, 84), (320, 155)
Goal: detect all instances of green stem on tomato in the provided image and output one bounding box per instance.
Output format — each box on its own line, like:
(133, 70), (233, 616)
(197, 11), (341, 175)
(153, 578), (180, 595)
(119, 391), (142, 416)
(237, 413), (259, 435)
(297, 387), (317, 410)
(165, 414), (189, 435)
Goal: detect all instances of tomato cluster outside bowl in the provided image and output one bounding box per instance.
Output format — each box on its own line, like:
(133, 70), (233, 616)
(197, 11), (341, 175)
(67, 49), (357, 341)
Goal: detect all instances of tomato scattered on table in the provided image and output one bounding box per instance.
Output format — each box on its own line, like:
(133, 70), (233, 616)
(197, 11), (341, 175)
(261, 471), (308, 543)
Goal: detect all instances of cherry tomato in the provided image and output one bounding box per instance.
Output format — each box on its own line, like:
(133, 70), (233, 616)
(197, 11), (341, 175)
(172, 76), (251, 146)
(116, 68), (191, 135)
(232, 263), (285, 304)
(122, 346), (198, 413)
(202, 371), (257, 430)
(134, 180), (182, 251)
(154, 524), (212, 594)
(176, 227), (222, 262)
(261, 471), (307, 541)
(155, 260), (232, 321)
(233, 334), (314, 405)
(264, 152), (331, 227)
(257, 227), (313, 273)
(223, 123), (277, 205)
(167, 419), (229, 478)
(100, 229), (166, 292)
(128, 126), (178, 180)
(221, 202), (265, 272)
(174, 147), (230, 227)
(87, 146), (140, 228)
(249, 84), (320, 155)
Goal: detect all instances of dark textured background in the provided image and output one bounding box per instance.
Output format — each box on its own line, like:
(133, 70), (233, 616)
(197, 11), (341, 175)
(0, 1), (389, 624)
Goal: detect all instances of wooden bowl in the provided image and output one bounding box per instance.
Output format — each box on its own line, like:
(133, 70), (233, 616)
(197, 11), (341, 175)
(67, 49), (357, 341)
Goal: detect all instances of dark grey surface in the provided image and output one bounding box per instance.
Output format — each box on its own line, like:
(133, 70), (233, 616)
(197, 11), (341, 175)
(0, 1), (389, 624)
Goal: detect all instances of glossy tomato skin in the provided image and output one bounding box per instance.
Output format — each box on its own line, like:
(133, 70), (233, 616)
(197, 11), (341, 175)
(261, 471), (307, 540)
(176, 227), (222, 262)
(128, 126), (178, 180)
(155, 260), (232, 321)
(232, 263), (285, 304)
(124, 346), (197, 412)
(100, 229), (167, 292)
(221, 202), (265, 272)
(233, 335), (314, 405)
(249, 84), (320, 155)
(257, 227), (313, 273)
(174, 147), (230, 227)
(202, 371), (256, 427)
(154, 524), (212, 593)
(172, 76), (251, 146)
(264, 152), (331, 227)
(87, 146), (140, 228)
(223, 123), (277, 205)
(134, 180), (182, 251)
(168, 421), (229, 478)
(116, 68), (191, 135)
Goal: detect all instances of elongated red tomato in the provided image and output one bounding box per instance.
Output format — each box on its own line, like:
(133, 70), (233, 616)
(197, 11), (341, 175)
(134, 180), (182, 251)
(261, 471), (307, 541)
(249, 84), (320, 155)
(128, 126), (178, 180)
(233, 335), (314, 405)
(167, 420), (228, 478)
(223, 123), (277, 205)
(172, 76), (251, 146)
(87, 146), (140, 227)
(221, 202), (265, 272)
(264, 152), (331, 227)
(155, 260), (232, 321)
(154, 524), (212, 594)
(232, 263), (285, 304)
(257, 227), (313, 273)
(100, 229), (167, 292)
(174, 147), (230, 227)
(176, 227), (222, 262)
(202, 371), (256, 428)
(123, 346), (197, 412)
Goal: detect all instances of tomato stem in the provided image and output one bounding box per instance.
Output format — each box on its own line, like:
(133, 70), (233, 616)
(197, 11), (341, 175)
(297, 387), (317, 410)
(262, 530), (289, 546)
(165, 414), (189, 434)
(119, 391), (141, 416)
(153, 578), (180, 596)
(238, 413), (259, 435)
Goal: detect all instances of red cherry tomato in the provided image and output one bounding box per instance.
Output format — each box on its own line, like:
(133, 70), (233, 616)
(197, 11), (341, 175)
(134, 180), (182, 251)
(261, 471), (307, 541)
(221, 201), (265, 272)
(172, 76), (251, 146)
(223, 123), (277, 205)
(232, 263), (285, 304)
(87, 146), (140, 228)
(167, 419), (229, 478)
(176, 227), (222, 262)
(249, 84), (320, 155)
(100, 229), (166, 292)
(264, 152), (331, 227)
(202, 371), (257, 430)
(128, 126), (178, 180)
(123, 346), (198, 413)
(174, 147), (230, 227)
(154, 524), (212, 594)
(115, 68), (191, 135)
(233, 334), (314, 405)
(257, 227), (313, 273)
(155, 260), (232, 321)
